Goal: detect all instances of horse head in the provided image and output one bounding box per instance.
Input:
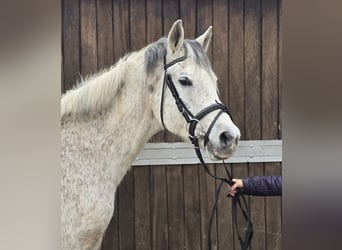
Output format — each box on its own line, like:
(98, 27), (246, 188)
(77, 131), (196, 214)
(148, 20), (240, 160)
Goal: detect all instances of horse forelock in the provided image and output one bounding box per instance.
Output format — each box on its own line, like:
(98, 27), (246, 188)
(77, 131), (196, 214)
(186, 40), (212, 71)
(144, 38), (212, 74)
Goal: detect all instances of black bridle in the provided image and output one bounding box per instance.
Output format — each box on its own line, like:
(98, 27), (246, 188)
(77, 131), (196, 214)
(160, 53), (253, 250)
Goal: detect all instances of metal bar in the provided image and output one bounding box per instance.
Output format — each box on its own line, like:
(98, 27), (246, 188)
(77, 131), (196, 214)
(132, 140), (282, 166)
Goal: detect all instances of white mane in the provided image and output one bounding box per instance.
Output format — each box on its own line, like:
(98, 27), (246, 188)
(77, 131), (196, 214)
(61, 54), (132, 121)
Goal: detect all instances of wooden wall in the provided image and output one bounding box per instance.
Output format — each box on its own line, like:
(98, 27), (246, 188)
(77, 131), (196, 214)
(62, 0), (282, 249)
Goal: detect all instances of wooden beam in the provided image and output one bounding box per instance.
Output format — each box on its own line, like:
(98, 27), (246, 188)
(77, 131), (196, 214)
(132, 140), (282, 166)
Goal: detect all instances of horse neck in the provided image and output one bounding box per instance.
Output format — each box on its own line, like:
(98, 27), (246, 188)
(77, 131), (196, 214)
(62, 51), (162, 183)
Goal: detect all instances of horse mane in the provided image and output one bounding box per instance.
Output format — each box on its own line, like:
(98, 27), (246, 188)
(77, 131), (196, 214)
(61, 55), (131, 122)
(61, 37), (213, 122)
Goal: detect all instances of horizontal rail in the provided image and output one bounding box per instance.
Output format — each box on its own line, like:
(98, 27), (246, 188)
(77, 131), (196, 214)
(132, 140), (282, 166)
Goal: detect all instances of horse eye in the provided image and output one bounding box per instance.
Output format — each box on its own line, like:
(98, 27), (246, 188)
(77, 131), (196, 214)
(178, 77), (193, 86)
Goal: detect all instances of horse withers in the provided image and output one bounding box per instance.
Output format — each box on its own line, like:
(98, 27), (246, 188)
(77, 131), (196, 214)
(61, 20), (240, 250)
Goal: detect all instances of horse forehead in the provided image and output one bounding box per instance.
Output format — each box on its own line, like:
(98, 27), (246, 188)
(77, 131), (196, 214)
(181, 61), (217, 82)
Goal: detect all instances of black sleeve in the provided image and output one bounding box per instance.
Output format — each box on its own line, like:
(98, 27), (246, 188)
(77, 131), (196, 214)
(242, 175), (282, 196)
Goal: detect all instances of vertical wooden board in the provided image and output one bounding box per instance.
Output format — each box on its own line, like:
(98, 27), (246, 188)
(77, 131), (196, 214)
(113, 0), (130, 60)
(118, 169), (135, 250)
(96, 0), (114, 71)
(163, 0), (180, 34)
(102, 192), (119, 250)
(213, 0), (229, 106)
(146, 0), (163, 44)
(183, 164), (201, 250)
(265, 162), (282, 250)
(261, 1), (281, 247)
(278, 0), (282, 139)
(231, 163), (249, 250)
(215, 163), (234, 250)
(166, 165), (185, 249)
(248, 163), (266, 250)
(262, 0), (279, 140)
(244, 1), (266, 248)
(80, 0), (98, 77)
(199, 164), (217, 250)
(196, 0), (213, 59)
(151, 166), (168, 250)
(245, 0), (262, 140)
(179, 0), (196, 38)
(134, 166), (151, 250)
(228, 0), (245, 139)
(62, 0), (80, 93)
(130, 0), (146, 51)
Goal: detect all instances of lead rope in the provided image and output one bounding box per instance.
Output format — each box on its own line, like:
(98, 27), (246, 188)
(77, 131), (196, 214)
(195, 148), (253, 250)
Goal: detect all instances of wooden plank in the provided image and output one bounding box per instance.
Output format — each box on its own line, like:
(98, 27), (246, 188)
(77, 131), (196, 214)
(118, 169), (135, 250)
(213, 0), (229, 106)
(199, 163), (217, 250)
(163, 0), (180, 35)
(146, 0), (163, 44)
(166, 165), (185, 249)
(245, 0), (262, 141)
(196, 0), (213, 59)
(130, 0), (146, 51)
(101, 192), (119, 250)
(151, 166), (168, 250)
(80, 0), (97, 77)
(62, 0), (80, 92)
(262, 0), (279, 140)
(180, 0), (196, 38)
(183, 164), (201, 250)
(262, 1), (281, 249)
(113, 0), (130, 60)
(228, 0), (245, 138)
(96, 0), (114, 71)
(244, 0), (266, 249)
(134, 166), (151, 250)
(265, 162), (282, 250)
(278, 0), (283, 139)
(215, 163), (234, 250)
(228, 1), (247, 249)
(133, 140), (282, 166)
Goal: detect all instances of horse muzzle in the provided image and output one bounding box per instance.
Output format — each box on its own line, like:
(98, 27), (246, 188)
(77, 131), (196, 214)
(205, 131), (240, 160)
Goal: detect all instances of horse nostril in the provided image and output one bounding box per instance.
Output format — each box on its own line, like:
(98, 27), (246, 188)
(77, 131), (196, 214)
(219, 132), (234, 147)
(235, 137), (239, 146)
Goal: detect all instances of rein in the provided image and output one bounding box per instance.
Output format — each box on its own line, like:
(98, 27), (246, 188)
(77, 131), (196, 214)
(160, 53), (254, 250)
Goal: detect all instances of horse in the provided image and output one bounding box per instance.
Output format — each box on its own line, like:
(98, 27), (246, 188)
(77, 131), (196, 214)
(61, 19), (241, 250)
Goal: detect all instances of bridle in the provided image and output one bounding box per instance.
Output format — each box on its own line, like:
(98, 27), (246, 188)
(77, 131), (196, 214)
(160, 51), (254, 250)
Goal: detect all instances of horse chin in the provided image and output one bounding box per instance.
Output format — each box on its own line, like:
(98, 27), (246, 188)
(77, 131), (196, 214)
(205, 142), (236, 161)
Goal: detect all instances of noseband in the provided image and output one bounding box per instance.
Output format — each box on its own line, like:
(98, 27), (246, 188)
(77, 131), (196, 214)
(160, 53), (253, 250)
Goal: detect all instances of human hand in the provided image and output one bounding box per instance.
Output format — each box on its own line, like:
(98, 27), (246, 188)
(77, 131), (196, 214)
(229, 178), (244, 196)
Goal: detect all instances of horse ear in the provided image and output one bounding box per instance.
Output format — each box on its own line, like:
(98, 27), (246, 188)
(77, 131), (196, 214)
(195, 26), (213, 53)
(167, 19), (184, 53)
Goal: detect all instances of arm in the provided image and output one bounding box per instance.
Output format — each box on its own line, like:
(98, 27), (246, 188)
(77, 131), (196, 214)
(229, 175), (282, 196)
